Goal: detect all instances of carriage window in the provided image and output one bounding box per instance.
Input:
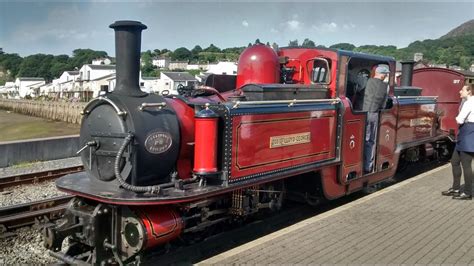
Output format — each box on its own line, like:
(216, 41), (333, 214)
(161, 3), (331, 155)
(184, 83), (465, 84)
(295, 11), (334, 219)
(310, 58), (331, 84)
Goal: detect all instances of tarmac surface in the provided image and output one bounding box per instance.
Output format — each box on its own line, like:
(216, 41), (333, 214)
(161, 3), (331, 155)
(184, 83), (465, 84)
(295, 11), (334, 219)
(199, 164), (474, 264)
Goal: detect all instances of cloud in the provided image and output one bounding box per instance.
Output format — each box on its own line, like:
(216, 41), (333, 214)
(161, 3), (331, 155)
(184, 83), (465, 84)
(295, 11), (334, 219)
(312, 22), (338, 33)
(242, 20), (249, 27)
(270, 28), (279, 33)
(286, 20), (302, 31)
(10, 4), (107, 45)
(342, 23), (356, 30)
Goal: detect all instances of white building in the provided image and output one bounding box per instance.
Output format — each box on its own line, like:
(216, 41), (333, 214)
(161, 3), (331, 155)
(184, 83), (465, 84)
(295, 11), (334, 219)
(15, 77), (45, 98)
(39, 83), (54, 97)
(140, 76), (160, 93)
(78, 64), (116, 82)
(187, 64), (209, 71)
(92, 58), (112, 65)
(152, 57), (170, 68)
(169, 61), (188, 70)
(159, 72), (197, 94)
(70, 73), (115, 99)
(414, 53), (423, 62)
(207, 62), (238, 75)
(0, 82), (16, 98)
(58, 71), (80, 83)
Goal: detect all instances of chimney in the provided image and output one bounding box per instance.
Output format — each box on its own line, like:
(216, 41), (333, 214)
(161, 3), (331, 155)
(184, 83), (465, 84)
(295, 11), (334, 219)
(109, 20), (147, 97)
(400, 61), (415, 87)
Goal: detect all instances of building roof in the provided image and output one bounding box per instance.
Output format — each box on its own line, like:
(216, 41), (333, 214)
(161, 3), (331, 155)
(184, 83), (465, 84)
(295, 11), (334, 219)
(153, 56), (170, 60)
(458, 70), (474, 77)
(162, 72), (197, 81)
(90, 73), (116, 81)
(26, 81), (45, 88)
(85, 64), (116, 70)
(142, 77), (159, 80)
(17, 77), (45, 81)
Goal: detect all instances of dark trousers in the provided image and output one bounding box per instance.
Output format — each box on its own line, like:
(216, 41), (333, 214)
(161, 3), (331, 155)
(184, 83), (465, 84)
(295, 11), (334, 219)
(364, 112), (378, 172)
(451, 150), (474, 195)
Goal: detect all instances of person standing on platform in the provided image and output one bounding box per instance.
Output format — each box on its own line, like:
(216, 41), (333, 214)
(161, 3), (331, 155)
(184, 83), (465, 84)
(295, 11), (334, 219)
(362, 65), (390, 174)
(442, 84), (474, 200)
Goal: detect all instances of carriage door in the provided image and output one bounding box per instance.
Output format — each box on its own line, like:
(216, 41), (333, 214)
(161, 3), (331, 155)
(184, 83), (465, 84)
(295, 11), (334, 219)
(375, 103), (397, 172)
(339, 103), (365, 183)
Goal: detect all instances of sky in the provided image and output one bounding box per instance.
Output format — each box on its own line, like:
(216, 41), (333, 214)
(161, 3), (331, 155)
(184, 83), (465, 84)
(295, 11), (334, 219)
(0, 0), (473, 57)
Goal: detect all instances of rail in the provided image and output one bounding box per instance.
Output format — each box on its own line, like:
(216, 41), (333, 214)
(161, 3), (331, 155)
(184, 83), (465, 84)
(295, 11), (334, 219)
(0, 195), (73, 234)
(0, 166), (84, 191)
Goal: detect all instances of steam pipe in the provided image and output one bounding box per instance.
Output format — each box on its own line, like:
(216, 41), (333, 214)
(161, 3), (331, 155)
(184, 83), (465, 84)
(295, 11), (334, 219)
(401, 61), (415, 87)
(109, 20), (147, 97)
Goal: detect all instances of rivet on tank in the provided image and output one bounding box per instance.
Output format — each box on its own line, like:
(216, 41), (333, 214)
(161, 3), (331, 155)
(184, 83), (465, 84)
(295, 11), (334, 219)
(236, 44), (280, 89)
(193, 103), (219, 176)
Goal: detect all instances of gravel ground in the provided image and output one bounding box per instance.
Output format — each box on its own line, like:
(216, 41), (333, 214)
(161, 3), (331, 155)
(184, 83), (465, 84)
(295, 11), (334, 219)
(0, 179), (68, 207)
(0, 157), (81, 207)
(0, 226), (59, 264)
(0, 157), (82, 178)
(0, 158), (81, 262)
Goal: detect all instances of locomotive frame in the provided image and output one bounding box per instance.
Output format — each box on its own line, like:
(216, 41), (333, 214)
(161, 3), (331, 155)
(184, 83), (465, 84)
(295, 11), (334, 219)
(43, 20), (457, 265)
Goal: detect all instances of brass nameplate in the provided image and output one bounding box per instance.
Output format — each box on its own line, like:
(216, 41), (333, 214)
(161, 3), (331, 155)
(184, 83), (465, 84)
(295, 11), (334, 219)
(410, 117), (432, 127)
(270, 132), (311, 148)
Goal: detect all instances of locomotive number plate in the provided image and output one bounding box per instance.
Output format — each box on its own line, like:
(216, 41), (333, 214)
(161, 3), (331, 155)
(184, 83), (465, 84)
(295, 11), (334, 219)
(144, 131), (172, 154)
(269, 132), (311, 148)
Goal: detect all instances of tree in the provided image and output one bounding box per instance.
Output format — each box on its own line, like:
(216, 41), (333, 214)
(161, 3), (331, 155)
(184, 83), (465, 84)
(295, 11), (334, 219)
(172, 47), (192, 61)
(191, 45), (203, 55)
(288, 39), (299, 47)
(70, 49), (108, 69)
(0, 53), (23, 78)
(141, 50), (156, 77)
(329, 43), (356, 51)
(204, 44), (221, 53)
(302, 38), (316, 47)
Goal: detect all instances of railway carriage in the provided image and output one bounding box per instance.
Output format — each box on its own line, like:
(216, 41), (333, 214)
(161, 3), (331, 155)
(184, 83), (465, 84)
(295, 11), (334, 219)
(43, 21), (455, 264)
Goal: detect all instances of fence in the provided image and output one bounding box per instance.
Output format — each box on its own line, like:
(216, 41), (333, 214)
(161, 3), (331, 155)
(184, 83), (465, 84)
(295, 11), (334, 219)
(0, 99), (86, 124)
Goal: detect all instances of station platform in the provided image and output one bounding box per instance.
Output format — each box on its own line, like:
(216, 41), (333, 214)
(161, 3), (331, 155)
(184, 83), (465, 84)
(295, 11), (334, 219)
(199, 164), (474, 264)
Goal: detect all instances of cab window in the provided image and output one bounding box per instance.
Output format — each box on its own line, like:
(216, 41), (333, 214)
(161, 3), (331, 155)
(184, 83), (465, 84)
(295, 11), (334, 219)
(310, 58), (331, 84)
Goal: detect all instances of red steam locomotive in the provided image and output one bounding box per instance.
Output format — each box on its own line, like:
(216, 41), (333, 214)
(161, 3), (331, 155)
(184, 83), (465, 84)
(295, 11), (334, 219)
(43, 21), (460, 264)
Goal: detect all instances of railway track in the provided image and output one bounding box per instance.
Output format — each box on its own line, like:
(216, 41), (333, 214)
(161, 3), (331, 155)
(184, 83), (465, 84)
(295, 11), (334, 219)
(0, 166), (83, 235)
(0, 166), (83, 191)
(0, 195), (73, 235)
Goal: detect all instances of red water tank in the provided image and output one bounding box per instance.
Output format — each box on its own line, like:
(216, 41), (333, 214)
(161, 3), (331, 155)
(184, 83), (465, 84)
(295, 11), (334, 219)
(236, 44), (280, 89)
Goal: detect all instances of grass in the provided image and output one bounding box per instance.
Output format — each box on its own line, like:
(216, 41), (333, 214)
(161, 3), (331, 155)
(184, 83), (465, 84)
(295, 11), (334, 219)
(0, 110), (80, 142)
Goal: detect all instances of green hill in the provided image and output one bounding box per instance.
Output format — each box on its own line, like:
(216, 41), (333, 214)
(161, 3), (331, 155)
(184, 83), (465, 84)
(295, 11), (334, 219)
(440, 19), (474, 39)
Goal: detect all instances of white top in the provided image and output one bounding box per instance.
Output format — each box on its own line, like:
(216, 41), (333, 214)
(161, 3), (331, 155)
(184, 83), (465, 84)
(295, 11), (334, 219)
(456, 96), (474, 124)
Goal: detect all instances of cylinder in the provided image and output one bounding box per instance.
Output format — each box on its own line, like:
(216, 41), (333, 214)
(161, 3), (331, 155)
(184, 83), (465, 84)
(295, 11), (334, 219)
(236, 44), (280, 89)
(124, 206), (183, 253)
(401, 61), (415, 87)
(193, 105), (219, 174)
(109, 20), (147, 97)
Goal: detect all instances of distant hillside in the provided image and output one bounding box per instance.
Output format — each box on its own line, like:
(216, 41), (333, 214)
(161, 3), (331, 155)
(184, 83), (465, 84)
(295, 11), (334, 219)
(440, 19), (474, 39)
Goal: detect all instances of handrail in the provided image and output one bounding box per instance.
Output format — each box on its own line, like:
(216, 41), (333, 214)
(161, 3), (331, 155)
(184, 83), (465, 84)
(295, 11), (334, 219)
(139, 102), (167, 111)
(81, 96), (127, 117)
(396, 96), (438, 100)
(232, 98), (340, 109)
